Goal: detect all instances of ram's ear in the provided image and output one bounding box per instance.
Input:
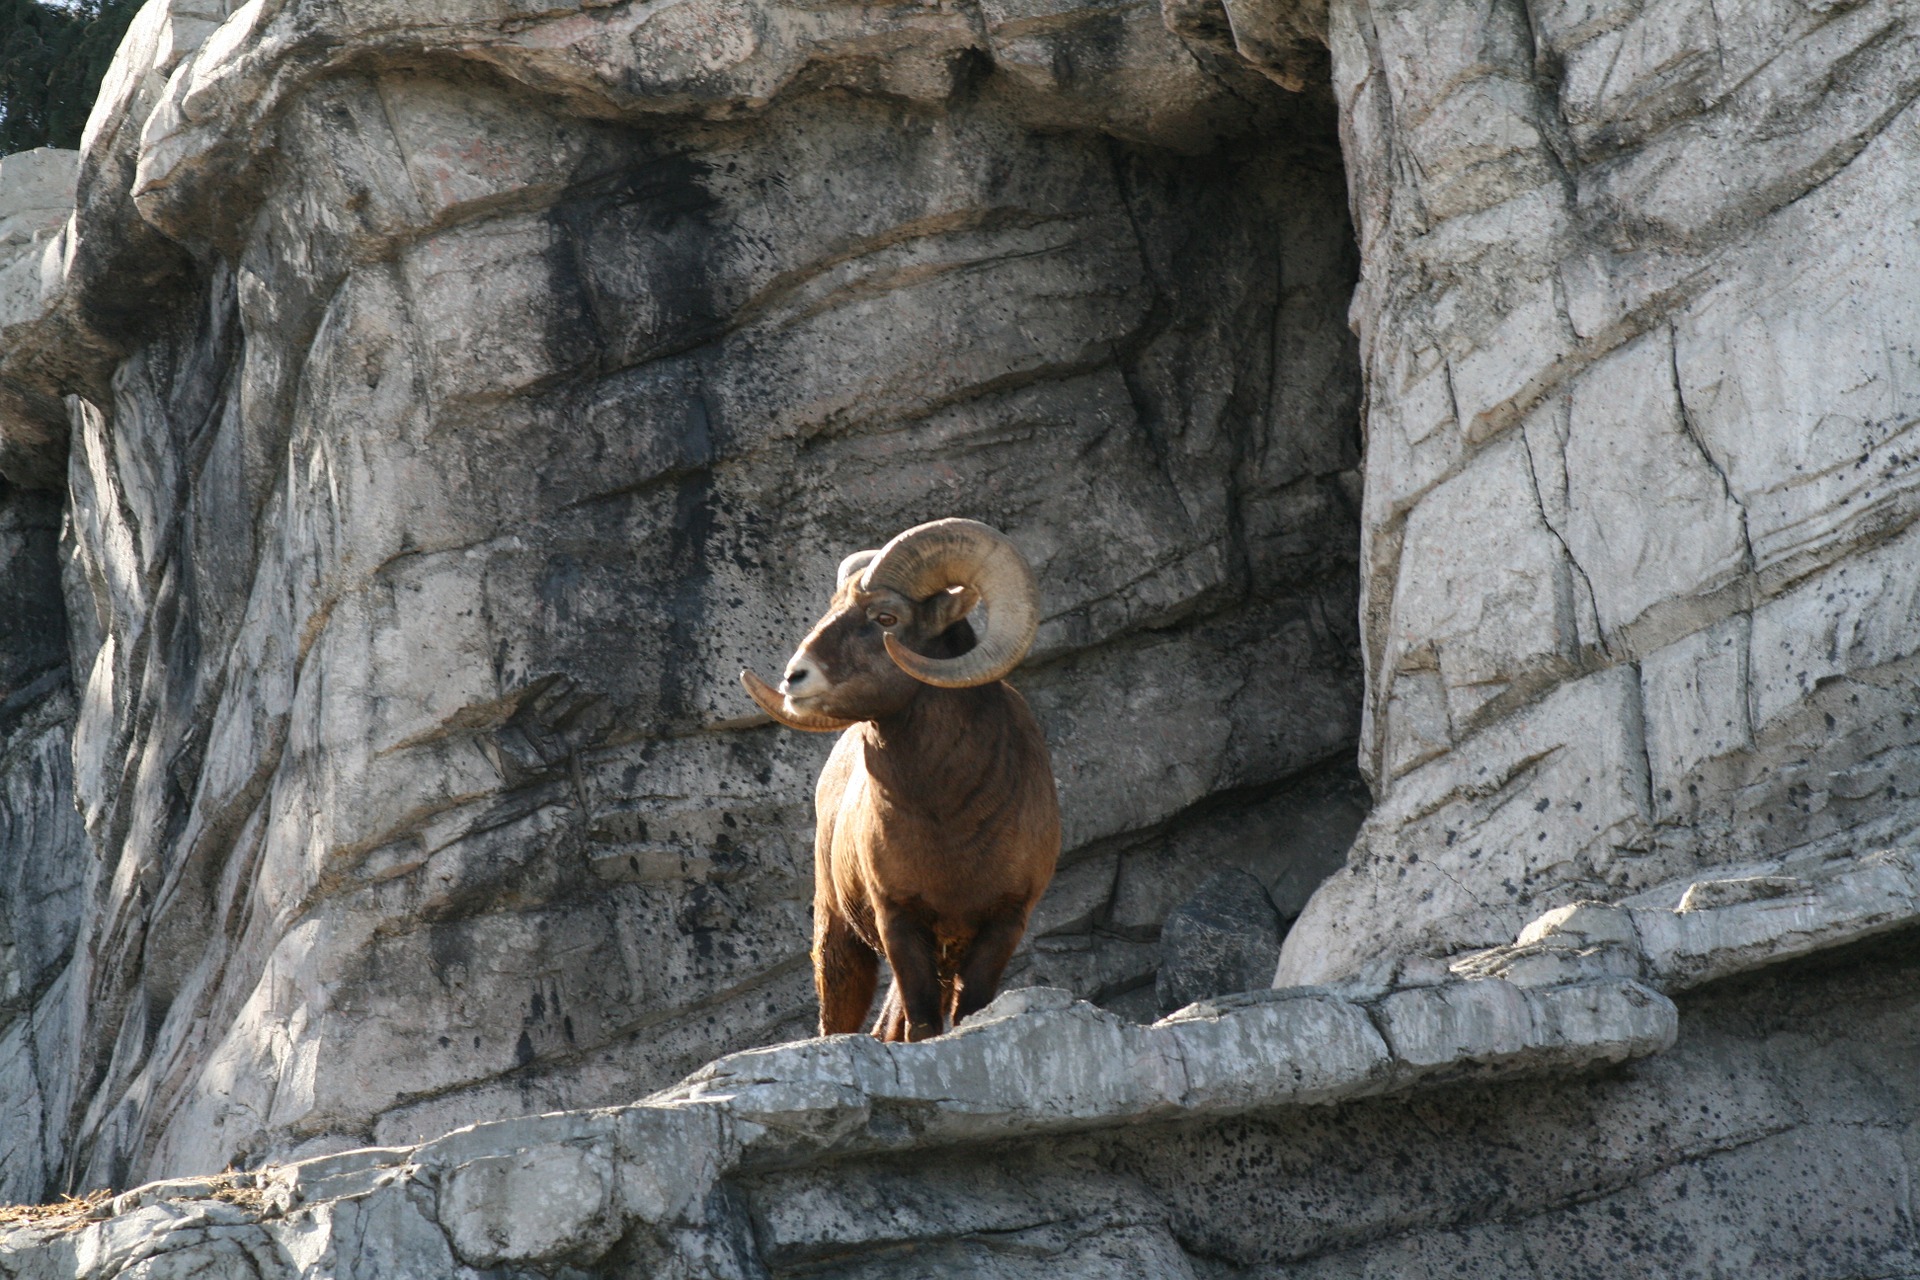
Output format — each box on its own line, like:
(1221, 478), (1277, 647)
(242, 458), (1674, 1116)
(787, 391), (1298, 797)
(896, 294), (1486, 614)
(918, 585), (980, 634)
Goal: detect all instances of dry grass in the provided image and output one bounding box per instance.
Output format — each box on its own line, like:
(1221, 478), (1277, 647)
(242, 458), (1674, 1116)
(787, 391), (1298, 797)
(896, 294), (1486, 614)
(0, 1174), (269, 1235)
(0, 1189), (111, 1233)
(206, 1179), (266, 1213)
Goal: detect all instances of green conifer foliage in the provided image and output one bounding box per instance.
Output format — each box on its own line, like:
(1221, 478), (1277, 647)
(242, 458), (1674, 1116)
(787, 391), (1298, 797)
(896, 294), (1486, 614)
(0, 0), (141, 155)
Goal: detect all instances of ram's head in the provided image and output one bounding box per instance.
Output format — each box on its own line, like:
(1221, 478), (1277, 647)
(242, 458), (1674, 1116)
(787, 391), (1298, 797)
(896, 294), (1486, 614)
(741, 518), (1041, 730)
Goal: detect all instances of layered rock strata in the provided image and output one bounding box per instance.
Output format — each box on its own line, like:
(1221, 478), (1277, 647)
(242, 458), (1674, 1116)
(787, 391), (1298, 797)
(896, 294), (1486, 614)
(1278, 0), (1920, 985)
(0, 0), (1363, 1196)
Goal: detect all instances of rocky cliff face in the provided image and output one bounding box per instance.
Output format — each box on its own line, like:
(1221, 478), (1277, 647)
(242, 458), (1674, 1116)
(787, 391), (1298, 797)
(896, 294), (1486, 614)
(4, 0), (1920, 1269)
(0, 0), (1364, 1198)
(0, 143), (89, 1202)
(1278, 0), (1920, 985)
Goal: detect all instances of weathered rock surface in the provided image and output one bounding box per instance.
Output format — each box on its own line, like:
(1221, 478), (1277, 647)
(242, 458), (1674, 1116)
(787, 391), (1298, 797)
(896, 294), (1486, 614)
(1016, 759), (1366, 1022)
(1276, 0), (1920, 987)
(0, 0), (1363, 1199)
(0, 475), (83, 1207)
(0, 961), (1677, 1277)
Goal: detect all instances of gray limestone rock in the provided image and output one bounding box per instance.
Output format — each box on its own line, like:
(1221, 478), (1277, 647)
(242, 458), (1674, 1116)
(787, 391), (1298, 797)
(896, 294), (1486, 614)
(0, 858), (1907, 1275)
(1278, 0), (1920, 987)
(4, 0), (1920, 1270)
(0, 482), (83, 1203)
(0, 942), (1692, 1277)
(1009, 760), (1366, 1019)
(1155, 868), (1283, 1015)
(10, 896), (1920, 1278)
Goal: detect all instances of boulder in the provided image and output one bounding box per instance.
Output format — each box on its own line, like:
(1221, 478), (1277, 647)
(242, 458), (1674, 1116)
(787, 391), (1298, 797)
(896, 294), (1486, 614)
(1155, 868), (1283, 1015)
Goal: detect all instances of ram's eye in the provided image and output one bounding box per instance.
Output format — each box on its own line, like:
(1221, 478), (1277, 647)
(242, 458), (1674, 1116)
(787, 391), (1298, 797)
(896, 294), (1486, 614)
(872, 612), (898, 628)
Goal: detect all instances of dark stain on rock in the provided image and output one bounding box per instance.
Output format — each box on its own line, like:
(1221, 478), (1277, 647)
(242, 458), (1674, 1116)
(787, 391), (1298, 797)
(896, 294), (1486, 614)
(545, 146), (724, 376)
(656, 472), (719, 724)
(538, 552), (583, 625)
(427, 923), (474, 988)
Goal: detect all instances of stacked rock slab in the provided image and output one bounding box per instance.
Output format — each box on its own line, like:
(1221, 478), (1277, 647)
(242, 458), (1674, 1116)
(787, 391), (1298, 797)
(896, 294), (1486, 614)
(0, 0), (1365, 1197)
(1277, 0), (1920, 985)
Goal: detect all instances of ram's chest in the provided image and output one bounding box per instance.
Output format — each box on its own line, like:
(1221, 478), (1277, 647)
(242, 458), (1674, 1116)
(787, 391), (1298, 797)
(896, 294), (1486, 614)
(826, 765), (1005, 920)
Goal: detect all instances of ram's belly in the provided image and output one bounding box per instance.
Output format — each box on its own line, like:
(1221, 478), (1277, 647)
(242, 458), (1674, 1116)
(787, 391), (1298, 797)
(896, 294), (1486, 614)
(906, 863), (1028, 934)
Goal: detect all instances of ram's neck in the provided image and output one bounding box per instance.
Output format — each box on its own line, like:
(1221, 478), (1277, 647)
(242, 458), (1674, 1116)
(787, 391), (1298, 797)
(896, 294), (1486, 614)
(864, 685), (1019, 817)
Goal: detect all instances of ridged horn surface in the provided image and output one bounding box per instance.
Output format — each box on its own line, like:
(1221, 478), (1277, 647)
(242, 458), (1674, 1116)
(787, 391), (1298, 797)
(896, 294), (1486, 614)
(740, 669), (855, 732)
(837, 549), (880, 590)
(860, 518), (1040, 688)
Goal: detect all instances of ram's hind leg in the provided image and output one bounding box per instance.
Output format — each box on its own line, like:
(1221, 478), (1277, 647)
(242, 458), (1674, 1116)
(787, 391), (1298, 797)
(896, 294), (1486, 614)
(951, 901), (1030, 1027)
(873, 981), (906, 1041)
(941, 974), (961, 1028)
(881, 974), (958, 1040)
(814, 910), (880, 1036)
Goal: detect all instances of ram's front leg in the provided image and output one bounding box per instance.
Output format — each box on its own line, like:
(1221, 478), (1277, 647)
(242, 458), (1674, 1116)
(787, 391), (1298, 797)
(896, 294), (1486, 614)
(876, 901), (943, 1041)
(814, 908), (879, 1036)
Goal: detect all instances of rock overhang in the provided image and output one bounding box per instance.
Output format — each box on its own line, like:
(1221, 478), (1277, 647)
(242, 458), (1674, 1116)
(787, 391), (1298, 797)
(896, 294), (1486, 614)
(0, 0), (1334, 486)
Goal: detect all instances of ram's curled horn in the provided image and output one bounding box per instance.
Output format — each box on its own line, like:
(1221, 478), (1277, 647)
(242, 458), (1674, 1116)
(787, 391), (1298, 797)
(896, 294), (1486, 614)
(740, 670), (855, 732)
(860, 518), (1041, 688)
(836, 549), (880, 590)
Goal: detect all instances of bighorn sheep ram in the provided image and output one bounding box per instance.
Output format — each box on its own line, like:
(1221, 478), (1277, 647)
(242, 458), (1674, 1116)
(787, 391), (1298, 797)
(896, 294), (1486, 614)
(741, 519), (1061, 1042)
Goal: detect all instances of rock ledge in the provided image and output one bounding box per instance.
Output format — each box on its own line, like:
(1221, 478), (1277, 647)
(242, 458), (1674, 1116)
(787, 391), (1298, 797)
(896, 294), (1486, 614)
(9, 840), (1917, 1275)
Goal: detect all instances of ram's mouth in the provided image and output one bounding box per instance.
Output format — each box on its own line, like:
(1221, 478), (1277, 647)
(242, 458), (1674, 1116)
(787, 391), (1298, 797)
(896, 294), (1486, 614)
(740, 669), (853, 732)
(785, 689), (836, 714)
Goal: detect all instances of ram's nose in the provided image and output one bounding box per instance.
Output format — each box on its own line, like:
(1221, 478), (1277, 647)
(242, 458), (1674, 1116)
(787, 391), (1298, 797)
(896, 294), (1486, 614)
(779, 659), (818, 697)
